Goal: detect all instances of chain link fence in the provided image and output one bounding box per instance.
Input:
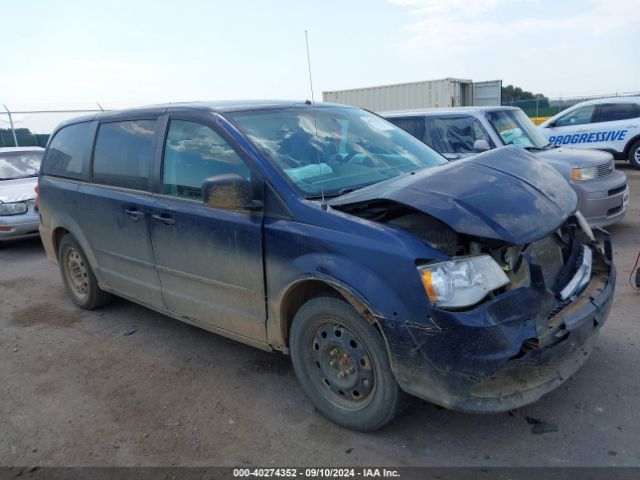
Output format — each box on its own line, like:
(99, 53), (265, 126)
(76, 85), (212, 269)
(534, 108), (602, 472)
(0, 103), (132, 148)
(2, 94), (639, 147)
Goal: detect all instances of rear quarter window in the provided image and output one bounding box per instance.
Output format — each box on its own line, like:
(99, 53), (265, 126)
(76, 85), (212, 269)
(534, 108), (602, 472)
(596, 103), (640, 123)
(42, 122), (93, 180)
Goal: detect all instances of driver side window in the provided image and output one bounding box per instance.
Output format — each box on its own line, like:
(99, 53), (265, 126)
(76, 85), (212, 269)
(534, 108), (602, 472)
(554, 105), (596, 127)
(162, 120), (250, 201)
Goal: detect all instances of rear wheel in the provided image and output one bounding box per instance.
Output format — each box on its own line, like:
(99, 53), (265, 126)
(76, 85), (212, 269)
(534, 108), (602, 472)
(58, 234), (112, 310)
(289, 296), (408, 431)
(628, 140), (640, 169)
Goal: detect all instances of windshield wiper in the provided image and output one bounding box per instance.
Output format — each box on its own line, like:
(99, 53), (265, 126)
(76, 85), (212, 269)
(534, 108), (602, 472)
(307, 184), (369, 200)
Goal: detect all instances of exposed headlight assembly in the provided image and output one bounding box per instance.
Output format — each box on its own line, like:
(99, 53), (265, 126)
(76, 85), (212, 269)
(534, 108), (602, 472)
(571, 166), (597, 181)
(0, 201), (28, 216)
(418, 255), (509, 308)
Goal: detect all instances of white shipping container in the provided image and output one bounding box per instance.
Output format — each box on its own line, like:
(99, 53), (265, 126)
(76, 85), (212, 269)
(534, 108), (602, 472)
(323, 78), (474, 111)
(473, 80), (503, 106)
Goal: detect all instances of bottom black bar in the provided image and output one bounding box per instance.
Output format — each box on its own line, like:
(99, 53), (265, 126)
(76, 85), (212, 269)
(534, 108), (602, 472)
(1, 467), (639, 480)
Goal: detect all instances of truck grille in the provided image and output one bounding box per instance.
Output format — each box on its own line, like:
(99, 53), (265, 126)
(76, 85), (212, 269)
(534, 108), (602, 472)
(596, 160), (614, 178)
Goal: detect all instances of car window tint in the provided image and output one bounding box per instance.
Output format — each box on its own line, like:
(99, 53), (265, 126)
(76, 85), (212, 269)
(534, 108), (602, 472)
(42, 122), (92, 180)
(554, 105), (595, 127)
(92, 120), (156, 190)
(424, 116), (491, 153)
(387, 117), (425, 140)
(597, 103), (639, 123)
(162, 120), (250, 200)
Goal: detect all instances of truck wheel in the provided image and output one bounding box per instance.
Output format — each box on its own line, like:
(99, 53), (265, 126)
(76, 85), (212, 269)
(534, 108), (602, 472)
(628, 140), (640, 169)
(58, 234), (112, 310)
(289, 296), (408, 431)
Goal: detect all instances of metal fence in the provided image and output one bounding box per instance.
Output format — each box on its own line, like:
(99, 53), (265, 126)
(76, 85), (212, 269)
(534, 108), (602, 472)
(503, 91), (640, 118)
(0, 103), (122, 148)
(2, 93), (639, 147)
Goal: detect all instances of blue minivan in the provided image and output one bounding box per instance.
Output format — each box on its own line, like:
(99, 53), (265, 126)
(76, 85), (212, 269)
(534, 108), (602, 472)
(38, 101), (615, 431)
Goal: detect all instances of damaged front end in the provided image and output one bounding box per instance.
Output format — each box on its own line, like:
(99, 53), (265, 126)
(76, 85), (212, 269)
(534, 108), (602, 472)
(391, 211), (613, 412)
(329, 151), (615, 412)
(412, 218), (612, 412)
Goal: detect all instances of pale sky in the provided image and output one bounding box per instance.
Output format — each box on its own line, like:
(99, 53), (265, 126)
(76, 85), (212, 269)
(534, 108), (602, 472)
(2, 0), (639, 132)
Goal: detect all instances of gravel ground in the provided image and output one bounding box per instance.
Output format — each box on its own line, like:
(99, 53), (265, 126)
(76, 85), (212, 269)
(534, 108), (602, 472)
(1, 163), (639, 467)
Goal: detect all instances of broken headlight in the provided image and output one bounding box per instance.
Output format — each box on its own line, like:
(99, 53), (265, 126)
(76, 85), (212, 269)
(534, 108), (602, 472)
(418, 255), (509, 308)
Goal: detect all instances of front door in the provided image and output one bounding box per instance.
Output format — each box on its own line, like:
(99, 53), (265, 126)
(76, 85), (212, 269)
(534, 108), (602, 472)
(149, 117), (266, 342)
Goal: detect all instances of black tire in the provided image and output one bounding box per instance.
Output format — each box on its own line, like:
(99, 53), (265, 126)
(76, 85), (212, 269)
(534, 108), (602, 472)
(628, 140), (640, 169)
(58, 234), (112, 310)
(290, 296), (408, 431)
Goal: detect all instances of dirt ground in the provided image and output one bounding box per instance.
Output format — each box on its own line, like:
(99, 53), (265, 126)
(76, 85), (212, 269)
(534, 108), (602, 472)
(1, 164), (639, 467)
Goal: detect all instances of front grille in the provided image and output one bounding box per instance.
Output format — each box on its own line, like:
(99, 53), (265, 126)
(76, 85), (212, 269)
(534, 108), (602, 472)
(596, 160), (614, 178)
(608, 184), (627, 196)
(607, 204), (623, 217)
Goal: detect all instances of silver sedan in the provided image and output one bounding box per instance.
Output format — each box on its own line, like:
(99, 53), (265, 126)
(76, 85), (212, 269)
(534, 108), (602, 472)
(0, 147), (43, 243)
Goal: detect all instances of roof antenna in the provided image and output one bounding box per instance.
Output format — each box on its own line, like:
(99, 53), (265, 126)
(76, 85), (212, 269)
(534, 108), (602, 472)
(305, 29), (327, 210)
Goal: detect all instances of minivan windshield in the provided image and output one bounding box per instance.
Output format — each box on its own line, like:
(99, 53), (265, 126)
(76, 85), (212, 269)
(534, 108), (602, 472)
(227, 106), (447, 197)
(486, 109), (550, 149)
(0, 150), (43, 180)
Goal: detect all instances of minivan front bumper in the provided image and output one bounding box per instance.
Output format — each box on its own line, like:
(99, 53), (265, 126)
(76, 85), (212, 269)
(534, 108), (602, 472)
(381, 238), (615, 413)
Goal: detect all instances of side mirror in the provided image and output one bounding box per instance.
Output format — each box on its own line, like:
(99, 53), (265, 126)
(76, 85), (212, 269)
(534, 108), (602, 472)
(201, 174), (260, 211)
(473, 139), (491, 153)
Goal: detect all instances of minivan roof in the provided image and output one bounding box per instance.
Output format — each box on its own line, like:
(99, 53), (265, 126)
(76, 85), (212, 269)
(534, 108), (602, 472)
(53, 100), (349, 130)
(382, 106), (519, 117)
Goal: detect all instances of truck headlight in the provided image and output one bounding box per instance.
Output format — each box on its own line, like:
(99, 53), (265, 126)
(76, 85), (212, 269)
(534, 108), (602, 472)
(0, 201), (28, 216)
(571, 166), (597, 181)
(418, 255), (509, 308)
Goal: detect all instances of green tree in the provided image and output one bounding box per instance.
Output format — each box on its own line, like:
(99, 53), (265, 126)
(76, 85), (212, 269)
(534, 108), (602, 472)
(502, 84), (547, 103)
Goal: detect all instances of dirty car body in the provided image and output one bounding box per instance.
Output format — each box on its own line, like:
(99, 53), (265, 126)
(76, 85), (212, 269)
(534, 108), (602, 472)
(38, 102), (614, 427)
(328, 146), (614, 412)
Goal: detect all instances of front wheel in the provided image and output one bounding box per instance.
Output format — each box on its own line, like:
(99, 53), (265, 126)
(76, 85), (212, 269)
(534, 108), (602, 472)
(628, 140), (640, 169)
(58, 234), (112, 310)
(289, 296), (408, 431)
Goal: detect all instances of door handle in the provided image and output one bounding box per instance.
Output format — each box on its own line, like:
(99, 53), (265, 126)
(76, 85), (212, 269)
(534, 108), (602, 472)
(124, 208), (145, 221)
(151, 213), (175, 225)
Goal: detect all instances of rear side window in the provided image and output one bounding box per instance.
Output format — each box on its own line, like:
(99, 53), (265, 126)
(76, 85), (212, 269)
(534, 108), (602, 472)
(424, 116), (491, 154)
(42, 122), (92, 180)
(596, 103), (639, 123)
(387, 117), (425, 140)
(162, 120), (250, 200)
(92, 120), (156, 190)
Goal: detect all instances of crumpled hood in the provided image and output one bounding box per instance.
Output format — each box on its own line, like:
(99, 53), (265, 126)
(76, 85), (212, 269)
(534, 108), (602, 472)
(330, 146), (577, 245)
(533, 146), (613, 167)
(0, 177), (38, 203)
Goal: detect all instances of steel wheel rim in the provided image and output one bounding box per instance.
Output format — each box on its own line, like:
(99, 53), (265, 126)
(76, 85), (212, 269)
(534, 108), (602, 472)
(64, 247), (89, 300)
(308, 321), (376, 409)
(634, 147), (640, 162)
